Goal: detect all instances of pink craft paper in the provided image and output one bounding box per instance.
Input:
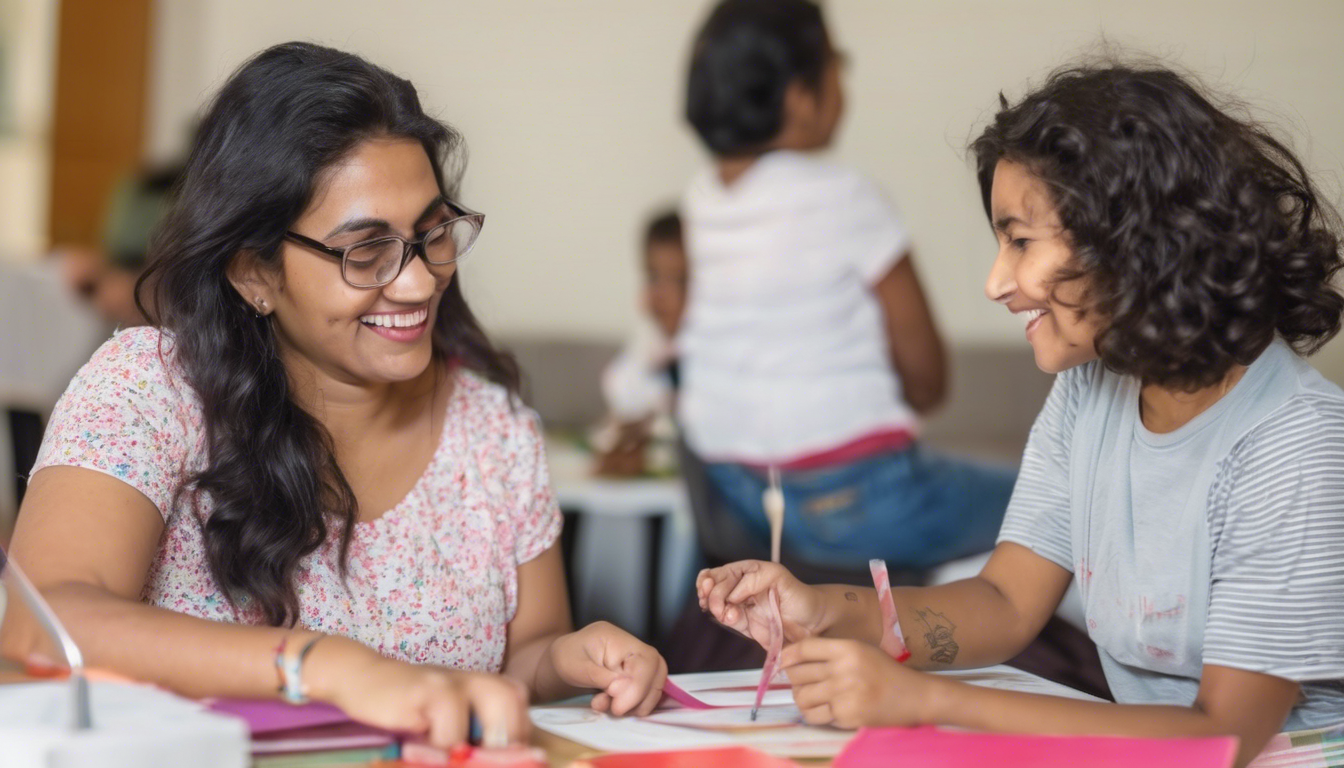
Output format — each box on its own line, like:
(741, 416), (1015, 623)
(205, 698), (400, 756)
(205, 698), (353, 735)
(752, 589), (785, 715)
(576, 745), (801, 768)
(869, 559), (911, 663)
(401, 742), (548, 767)
(661, 679), (718, 709)
(695, 684), (791, 694)
(833, 726), (1238, 768)
(251, 721), (396, 755)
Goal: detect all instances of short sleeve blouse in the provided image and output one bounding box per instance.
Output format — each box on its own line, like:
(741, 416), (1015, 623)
(32, 327), (562, 672)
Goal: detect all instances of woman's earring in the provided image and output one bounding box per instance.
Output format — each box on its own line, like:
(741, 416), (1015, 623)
(255, 297), (267, 317)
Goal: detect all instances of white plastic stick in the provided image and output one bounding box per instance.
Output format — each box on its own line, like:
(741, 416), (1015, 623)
(763, 466), (784, 564)
(0, 547), (90, 730)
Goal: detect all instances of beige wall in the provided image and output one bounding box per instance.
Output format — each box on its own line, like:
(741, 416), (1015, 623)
(145, 0), (1344, 377)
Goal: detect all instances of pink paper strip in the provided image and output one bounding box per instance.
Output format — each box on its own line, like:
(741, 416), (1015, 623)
(834, 726), (1238, 768)
(583, 745), (802, 768)
(869, 559), (911, 663)
(660, 680), (718, 710)
(752, 589), (785, 714)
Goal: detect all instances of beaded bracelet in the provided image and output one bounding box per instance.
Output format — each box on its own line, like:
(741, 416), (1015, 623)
(274, 634), (327, 704)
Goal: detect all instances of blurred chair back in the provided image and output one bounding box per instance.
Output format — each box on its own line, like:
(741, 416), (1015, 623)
(0, 260), (109, 532)
(676, 437), (923, 588)
(504, 336), (619, 432)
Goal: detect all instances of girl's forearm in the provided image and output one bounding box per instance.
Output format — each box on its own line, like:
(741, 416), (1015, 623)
(814, 584), (884, 644)
(816, 577), (1044, 670)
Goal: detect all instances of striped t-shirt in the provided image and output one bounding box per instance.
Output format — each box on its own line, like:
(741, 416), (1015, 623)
(999, 340), (1344, 730)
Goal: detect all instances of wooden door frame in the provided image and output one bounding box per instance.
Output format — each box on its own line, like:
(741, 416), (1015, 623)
(47, 0), (153, 247)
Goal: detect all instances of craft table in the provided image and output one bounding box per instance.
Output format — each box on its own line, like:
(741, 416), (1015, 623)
(546, 439), (698, 643)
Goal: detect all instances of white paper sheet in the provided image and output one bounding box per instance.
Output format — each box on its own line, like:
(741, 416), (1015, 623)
(530, 668), (850, 757)
(529, 665), (1103, 757)
(935, 667), (1105, 702)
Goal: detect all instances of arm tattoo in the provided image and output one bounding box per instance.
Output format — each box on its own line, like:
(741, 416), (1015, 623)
(844, 591), (859, 602)
(916, 607), (959, 664)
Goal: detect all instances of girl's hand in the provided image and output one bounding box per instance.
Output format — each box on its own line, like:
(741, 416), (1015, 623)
(780, 638), (944, 729)
(315, 643), (529, 748)
(549, 621), (667, 717)
(697, 560), (827, 647)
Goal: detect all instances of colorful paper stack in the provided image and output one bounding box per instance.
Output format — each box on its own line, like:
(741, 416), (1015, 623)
(1248, 723), (1344, 767)
(205, 698), (398, 766)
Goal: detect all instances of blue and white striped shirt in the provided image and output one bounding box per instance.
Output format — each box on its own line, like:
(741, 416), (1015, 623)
(999, 340), (1344, 730)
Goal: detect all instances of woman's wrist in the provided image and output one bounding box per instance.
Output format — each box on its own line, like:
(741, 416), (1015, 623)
(300, 634), (383, 705)
(540, 630), (582, 692)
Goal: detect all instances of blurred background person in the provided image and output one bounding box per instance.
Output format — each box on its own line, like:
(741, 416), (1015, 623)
(677, 0), (1015, 574)
(593, 209), (686, 477)
(50, 164), (182, 329)
(1, 165), (181, 526)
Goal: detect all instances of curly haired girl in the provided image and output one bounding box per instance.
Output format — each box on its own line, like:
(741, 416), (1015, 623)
(697, 61), (1344, 767)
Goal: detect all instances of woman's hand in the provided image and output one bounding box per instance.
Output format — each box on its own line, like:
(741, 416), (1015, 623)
(311, 639), (530, 748)
(780, 638), (944, 729)
(548, 621), (667, 717)
(697, 560), (828, 647)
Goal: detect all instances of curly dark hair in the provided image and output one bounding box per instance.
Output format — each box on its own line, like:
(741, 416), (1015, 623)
(971, 62), (1344, 389)
(138, 42), (518, 626)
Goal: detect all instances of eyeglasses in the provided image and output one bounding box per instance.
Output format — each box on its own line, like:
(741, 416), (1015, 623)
(283, 201), (485, 288)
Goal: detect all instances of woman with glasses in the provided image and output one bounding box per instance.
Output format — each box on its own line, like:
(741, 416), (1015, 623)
(2, 42), (666, 748)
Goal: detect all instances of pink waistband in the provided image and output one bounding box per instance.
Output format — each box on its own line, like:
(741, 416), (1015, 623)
(739, 427), (915, 472)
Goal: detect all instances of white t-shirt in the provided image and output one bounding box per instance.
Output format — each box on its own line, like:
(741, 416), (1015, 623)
(601, 318), (676, 423)
(677, 150), (914, 464)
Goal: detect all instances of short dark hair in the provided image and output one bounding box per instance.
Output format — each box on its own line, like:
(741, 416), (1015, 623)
(644, 209), (682, 248)
(685, 0), (829, 156)
(972, 62), (1344, 390)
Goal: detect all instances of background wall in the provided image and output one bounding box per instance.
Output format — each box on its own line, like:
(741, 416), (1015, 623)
(145, 0), (1344, 373)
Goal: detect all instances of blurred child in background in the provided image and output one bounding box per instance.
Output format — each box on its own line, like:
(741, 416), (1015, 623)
(51, 164), (183, 329)
(594, 210), (687, 477)
(678, 0), (1014, 572)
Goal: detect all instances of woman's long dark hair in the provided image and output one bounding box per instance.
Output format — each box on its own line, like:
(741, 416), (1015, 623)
(972, 62), (1344, 389)
(138, 42), (518, 626)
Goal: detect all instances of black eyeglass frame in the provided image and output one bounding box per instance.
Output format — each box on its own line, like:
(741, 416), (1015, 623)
(282, 200), (485, 288)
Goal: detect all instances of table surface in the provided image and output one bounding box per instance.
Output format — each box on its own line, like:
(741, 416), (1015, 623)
(546, 440), (689, 519)
(0, 663), (1100, 767)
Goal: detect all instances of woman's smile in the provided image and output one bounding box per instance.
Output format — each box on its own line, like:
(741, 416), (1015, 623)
(359, 305), (431, 342)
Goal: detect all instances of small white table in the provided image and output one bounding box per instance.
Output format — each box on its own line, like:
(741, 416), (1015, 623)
(546, 440), (698, 642)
